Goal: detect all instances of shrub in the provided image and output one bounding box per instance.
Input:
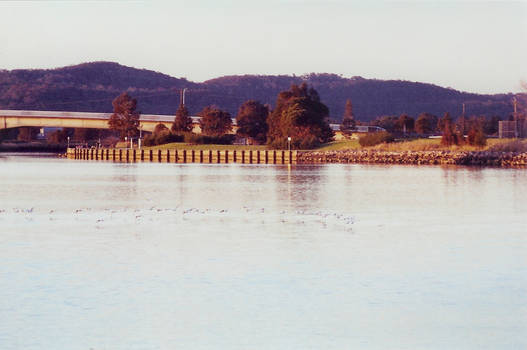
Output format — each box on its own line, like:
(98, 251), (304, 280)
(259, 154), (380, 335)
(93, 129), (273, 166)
(467, 127), (486, 147)
(155, 130), (182, 145)
(359, 131), (395, 147)
(267, 134), (320, 150)
(183, 132), (235, 145)
(143, 134), (155, 146)
(143, 130), (183, 146)
(154, 123), (169, 134)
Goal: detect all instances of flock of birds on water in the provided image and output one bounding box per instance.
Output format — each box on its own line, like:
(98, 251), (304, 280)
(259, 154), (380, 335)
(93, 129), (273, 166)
(0, 205), (354, 231)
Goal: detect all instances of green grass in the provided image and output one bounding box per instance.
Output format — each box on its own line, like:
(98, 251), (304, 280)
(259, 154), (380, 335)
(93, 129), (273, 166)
(371, 137), (527, 152)
(314, 139), (361, 151)
(134, 138), (527, 153)
(142, 142), (268, 151)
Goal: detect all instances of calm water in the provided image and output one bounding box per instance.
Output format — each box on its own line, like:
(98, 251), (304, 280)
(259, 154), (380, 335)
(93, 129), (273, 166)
(0, 153), (526, 350)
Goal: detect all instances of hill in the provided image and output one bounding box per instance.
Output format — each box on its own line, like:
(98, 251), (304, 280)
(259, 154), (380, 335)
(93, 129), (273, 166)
(0, 62), (517, 121)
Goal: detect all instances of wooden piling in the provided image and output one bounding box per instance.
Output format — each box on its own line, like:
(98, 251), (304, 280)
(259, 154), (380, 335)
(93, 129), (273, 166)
(67, 148), (296, 165)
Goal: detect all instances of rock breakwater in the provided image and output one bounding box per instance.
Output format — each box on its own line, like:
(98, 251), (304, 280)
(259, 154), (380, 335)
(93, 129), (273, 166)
(298, 150), (527, 167)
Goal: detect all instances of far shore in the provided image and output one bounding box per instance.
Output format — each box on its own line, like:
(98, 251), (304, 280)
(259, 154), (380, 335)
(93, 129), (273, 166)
(6, 137), (527, 167)
(0, 142), (66, 153)
(66, 138), (527, 167)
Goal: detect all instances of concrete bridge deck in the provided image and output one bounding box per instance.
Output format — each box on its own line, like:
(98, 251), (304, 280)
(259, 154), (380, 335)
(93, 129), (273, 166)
(0, 110), (195, 133)
(1, 109), (342, 136)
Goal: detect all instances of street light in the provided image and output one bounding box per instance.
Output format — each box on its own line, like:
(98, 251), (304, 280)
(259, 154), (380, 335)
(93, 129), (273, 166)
(287, 136), (292, 151)
(139, 125), (142, 149)
(67, 136), (70, 148)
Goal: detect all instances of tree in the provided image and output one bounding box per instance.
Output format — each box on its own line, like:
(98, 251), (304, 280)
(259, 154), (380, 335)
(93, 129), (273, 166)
(267, 83), (333, 149)
(467, 121), (487, 147)
(371, 115), (399, 133)
(199, 106), (232, 136)
(456, 115), (468, 136)
(0, 128), (19, 142)
(172, 104), (193, 133)
(108, 92), (140, 140)
(340, 99), (356, 135)
(482, 115), (501, 135)
(154, 123), (169, 134)
(235, 100), (269, 144)
(17, 127), (39, 142)
(415, 113), (438, 134)
(73, 128), (99, 143)
(396, 114), (414, 134)
(440, 113), (458, 146)
(47, 128), (73, 144)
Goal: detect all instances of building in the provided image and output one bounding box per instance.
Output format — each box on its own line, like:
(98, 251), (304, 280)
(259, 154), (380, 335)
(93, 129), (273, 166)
(499, 97), (527, 139)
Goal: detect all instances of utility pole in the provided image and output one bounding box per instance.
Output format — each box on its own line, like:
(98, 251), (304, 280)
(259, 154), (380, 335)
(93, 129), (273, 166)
(182, 88), (188, 106)
(513, 96), (519, 138)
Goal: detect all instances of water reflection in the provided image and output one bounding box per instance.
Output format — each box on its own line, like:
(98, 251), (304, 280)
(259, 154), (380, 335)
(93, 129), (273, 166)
(109, 163), (139, 201)
(273, 165), (326, 208)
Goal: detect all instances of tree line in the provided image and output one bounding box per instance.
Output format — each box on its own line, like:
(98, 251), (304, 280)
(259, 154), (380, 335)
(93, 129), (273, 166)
(109, 82), (334, 149)
(0, 81), (518, 149)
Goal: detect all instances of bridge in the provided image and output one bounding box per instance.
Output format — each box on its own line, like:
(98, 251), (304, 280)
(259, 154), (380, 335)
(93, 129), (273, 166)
(0, 109), (203, 133)
(0, 109), (344, 137)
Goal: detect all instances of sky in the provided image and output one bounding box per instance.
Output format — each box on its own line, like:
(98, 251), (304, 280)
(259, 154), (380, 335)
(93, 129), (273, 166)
(0, 0), (526, 94)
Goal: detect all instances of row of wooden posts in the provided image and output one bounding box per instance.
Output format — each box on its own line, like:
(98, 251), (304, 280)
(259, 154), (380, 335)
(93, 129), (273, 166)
(67, 148), (297, 164)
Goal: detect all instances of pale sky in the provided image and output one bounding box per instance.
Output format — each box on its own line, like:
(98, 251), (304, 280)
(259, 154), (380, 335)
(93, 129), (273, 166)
(1, 0), (526, 94)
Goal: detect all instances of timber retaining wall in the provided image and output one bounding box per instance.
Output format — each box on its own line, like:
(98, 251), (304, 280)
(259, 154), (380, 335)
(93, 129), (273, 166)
(67, 148), (297, 164)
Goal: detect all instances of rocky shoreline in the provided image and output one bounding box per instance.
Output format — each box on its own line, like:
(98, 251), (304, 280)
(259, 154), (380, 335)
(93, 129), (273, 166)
(297, 150), (527, 167)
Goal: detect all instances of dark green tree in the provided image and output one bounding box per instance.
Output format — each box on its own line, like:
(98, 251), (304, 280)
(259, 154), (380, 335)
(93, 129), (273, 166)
(396, 114), (414, 134)
(108, 92), (140, 140)
(440, 113), (458, 146)
(17, 127), (39, 142)
(340, 99), (356, 135)
(371, 115), (399, 133)
(467, 121), (487, 147)
(235, 100), (269, 144)
(267, 83), (333, 149)
(199, 106), (232, 136)
(482, 115), (501, 135)
(456, 115), (468, 136)
(172, 104), (193, 133)
(154, 123), (169, 134)
(0, 128), (20, 142)
(47, 128), (73, 144)
(73, 128), (100, 143)
(415, 113), (438, 134)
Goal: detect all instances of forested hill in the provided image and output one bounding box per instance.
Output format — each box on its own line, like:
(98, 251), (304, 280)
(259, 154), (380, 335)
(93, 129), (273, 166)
(0, 62), (516, 122)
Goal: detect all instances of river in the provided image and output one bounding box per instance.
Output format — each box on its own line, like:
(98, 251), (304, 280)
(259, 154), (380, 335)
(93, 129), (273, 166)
(0, 153), (526, 349)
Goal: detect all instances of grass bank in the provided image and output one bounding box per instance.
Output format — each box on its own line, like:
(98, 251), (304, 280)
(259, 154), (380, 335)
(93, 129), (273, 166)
(317, 138), (527, 153)
(129, 138), (527, 153)
(140, 140), (360, 152)
(138, 142), (268, 151)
